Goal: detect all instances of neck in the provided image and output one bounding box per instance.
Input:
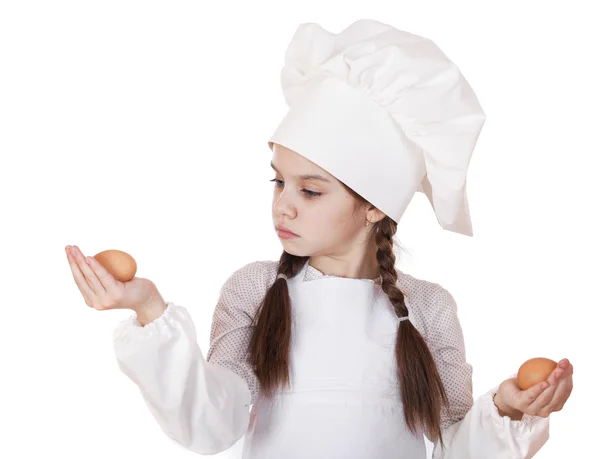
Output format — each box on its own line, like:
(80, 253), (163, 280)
(308, 252), (379, 281)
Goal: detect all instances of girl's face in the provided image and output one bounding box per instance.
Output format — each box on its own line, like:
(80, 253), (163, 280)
(270, 143), (371, 258)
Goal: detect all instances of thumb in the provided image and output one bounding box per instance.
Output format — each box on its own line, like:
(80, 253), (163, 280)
(497, 377), (521, 405)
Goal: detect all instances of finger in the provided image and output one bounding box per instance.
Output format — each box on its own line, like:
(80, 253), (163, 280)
(85, 255), (119, 291)
(545, 360), (573, 387)
(549, 374), (573, 410)
(527, 381), (558, 416)
(66, 246), (95, 307)
(557, 358), (574, 375)
(559, 359), (572, 374)
(519, 380), (550, 408)
(534, 370), (573, 417)
(523, 361), (565, 409)
(528, 363), (573, 417)
(71, 246), (107, 296)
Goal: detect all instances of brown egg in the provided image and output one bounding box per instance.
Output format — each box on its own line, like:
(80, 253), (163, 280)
(93, 249), (137, 282)
(517, 357), (557, 390)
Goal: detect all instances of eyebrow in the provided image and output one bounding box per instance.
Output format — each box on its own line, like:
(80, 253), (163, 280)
(270, 162), (331, 183)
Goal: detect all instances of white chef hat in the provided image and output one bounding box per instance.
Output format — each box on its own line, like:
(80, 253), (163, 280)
(267, 19), (486, 236)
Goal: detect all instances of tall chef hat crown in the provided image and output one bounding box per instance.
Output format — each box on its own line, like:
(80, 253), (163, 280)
(268, 19), (486, 236)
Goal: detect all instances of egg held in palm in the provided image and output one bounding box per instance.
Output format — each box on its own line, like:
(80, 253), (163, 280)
(517, 357), (558, 390)
(93, 249), (137, 282)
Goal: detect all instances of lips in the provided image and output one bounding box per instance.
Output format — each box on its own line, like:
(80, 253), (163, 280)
(276, 224), (298, 236)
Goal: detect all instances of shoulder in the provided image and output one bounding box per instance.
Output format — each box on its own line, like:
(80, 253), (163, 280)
(217, 260), (279, 310)
(395, 269), (459, 333)
(396, 270), (455, 309)
(223, 259), (279, 290)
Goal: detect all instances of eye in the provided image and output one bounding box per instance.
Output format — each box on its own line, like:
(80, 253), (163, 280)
(269, 178), (322, 199)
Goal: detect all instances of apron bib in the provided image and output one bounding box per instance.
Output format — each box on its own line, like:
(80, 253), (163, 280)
(241, 260), (426, 459)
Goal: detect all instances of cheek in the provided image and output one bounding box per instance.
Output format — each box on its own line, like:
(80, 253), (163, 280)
(311, 205), (357, 235)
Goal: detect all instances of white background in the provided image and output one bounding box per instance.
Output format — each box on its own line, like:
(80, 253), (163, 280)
(1, 1), (597, 458)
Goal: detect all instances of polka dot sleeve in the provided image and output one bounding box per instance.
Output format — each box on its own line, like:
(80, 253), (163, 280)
(419, 282), (550, 458)
(422, 284), (475, 434)
(206, 260), (277, 406)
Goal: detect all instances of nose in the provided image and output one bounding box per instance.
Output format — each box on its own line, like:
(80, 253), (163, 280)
(273, 188), (296, 219)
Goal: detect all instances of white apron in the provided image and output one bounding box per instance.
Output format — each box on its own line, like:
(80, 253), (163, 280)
(241, 260), (426, 458)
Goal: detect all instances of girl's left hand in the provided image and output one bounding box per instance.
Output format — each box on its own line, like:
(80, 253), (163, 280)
(496, 358), (574, 418)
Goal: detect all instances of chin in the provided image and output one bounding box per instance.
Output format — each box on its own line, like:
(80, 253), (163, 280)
(280, 245), (311, 258)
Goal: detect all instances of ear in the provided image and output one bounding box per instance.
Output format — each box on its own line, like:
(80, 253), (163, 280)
(367, 207), (387, 224)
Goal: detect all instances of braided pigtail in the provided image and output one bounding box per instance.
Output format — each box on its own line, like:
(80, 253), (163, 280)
(373, 217), (450, 450)
(248, 251), (308, 397)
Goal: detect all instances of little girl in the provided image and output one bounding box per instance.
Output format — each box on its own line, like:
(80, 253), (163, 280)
(68, 19), (562, 459)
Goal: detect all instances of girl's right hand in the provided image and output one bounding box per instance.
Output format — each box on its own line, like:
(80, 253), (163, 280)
(66, 245), (162, 312)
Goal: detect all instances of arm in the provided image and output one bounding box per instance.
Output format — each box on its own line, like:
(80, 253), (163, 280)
(112, 261), (269, 455)
(424, 287), (550, 459)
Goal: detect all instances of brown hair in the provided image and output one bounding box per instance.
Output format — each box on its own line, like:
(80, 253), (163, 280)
(248, 183), (450, 450)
